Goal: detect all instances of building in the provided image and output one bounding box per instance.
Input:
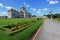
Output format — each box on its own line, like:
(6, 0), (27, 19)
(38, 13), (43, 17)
(49, 11), (55, 19)
(8, 8), (20, 18)
(8, 6), (32, 18)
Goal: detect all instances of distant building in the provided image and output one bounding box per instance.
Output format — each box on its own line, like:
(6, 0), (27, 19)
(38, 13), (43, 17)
(8, 6), (32, 18)
(49, 11), (55, 14)
(49, 11), (55, 19)
(32, 15), (37, 18)
(0, 16), (8, 18)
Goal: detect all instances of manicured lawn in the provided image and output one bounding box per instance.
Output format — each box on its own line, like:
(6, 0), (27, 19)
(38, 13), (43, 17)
(0, 18), (37, 27)
(0, 18), (44, 40)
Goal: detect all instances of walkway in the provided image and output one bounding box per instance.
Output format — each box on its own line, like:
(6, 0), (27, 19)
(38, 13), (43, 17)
(35, 19), (60, 40)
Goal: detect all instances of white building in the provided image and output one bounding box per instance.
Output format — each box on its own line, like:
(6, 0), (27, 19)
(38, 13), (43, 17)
(8, 6), (32, 18)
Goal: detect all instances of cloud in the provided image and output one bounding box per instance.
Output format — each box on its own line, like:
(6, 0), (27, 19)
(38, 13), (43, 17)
(26, 5), (30, 7)
(23, 3), (30, 7)
(0, 3), (13, 10)
(37, 9), (42, 11)
(30, 8), (36, 11)
(0, 12), (7, 16)
(57, 8), (60, 10)
(5, 6), (12, 10)
(36, 9), (42, 14)
(2, 12), (6, 14)
(47, 0), (50, 1)
(49, 1), (59, 4)
(43, 8), (49, 11)
(0, 3), (4, 7)
(32, 8), (36, 11)
(47, 0), (59, 4)
(24, 3), (26, 5)
(30, 8), (33, 9)
(37, 11), (41, 14)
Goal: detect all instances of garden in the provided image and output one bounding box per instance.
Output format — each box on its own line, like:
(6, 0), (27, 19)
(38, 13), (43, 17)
(0, 18), (44, 40)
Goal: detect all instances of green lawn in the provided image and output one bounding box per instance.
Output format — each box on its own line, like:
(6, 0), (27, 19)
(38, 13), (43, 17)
(0, 18), (44, 40)
(0, 18), (37, 27)
(54, 18), (60, 21)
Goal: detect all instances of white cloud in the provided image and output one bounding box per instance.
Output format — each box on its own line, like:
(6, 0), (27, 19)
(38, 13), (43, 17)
(32, 8), (36, 11)
(24, 3), (26, 5)
(26, 5), (30, 7)
(38, 9), (42, 11)
(23, 3), (30, 7)
(5, 6), (12, 10)
(30, 8), (33, 9)
(49, 0), (59, 4)
(47, 0), (59, 4)
(0, 12), (7, 16)
(36, 9), (42, 14)
(0, 3), (13, 10)
(47, 0), (50, 1)
(30, 8), (36, 11)
(0, 3), (4, 7)
(2, 12), (7, 16)
(43, 8), (49, 11)
(37, 11), (41, 14)
(37, 9), (42, 11)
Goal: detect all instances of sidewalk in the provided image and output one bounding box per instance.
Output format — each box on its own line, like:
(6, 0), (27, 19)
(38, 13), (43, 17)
(35, 19), (60, 40)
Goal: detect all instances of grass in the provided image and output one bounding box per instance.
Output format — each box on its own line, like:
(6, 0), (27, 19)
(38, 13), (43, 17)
(54, 18), (60, 21)
(0, 18), (37, 27)
(0, 18), (44, 40)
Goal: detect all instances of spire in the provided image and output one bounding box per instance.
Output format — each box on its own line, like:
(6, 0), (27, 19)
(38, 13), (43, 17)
(20, 6), (25, 10)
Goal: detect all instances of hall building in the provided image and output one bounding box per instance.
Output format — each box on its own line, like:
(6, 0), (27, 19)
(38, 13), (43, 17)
(8, 6), (32, 18)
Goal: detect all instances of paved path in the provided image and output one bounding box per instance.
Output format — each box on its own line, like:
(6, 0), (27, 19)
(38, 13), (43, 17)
(35, 19), (60, 40)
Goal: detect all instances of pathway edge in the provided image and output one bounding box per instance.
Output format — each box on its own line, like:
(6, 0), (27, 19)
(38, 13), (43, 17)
(30, 22), (44, 40)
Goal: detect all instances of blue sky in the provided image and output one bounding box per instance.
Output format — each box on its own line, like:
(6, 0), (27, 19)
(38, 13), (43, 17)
(0, 0), (60, 16)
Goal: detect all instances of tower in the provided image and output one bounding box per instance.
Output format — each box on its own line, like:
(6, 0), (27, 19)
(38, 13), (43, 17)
(49, 11), (55, 20)
(8, 8), (12, 18)
(20, 6), (26, 18)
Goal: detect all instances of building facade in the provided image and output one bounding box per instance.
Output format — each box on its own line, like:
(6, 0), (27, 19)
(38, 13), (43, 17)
(8, 6), (32, 18)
